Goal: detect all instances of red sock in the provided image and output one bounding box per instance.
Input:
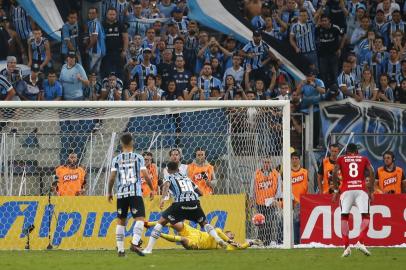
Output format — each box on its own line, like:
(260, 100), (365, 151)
(358, 215), (370, 244)
(341, 215), (349, 248)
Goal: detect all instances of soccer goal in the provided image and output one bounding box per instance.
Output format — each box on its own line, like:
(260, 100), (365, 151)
(0, 100), (292, 250)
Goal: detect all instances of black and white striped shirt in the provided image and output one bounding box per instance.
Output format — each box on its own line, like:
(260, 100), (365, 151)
(0, 75), (13, 100)
(111, 152), (145, 198)
(164, 172), (200, 203)
(337, 71), (357, 96)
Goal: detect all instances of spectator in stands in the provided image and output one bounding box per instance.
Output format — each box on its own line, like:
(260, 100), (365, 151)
(183, 75), (204, 100)
(123, 79), (141, 100)
(275, 82), (291, 100)
(375, 150), (406, 194)
(252, 157), (283, 246)
(350, 15), (370, 46)
(187, 147), (216, 196)
(365, 36), (387, 83)
(86, 7), (105, 75)
(40, 70), (62, 101)
(377, 73), (395, 102)
(102, 7), (128, 79)
(0, 73), (16, 100)
(28, 28), (51, 72)
(251, 1), (271, 30)
(131, 47), (157, 90)
(377, 0), (400, 21)
(223, 54), (244, 87)
(171, 7), (188, 36)
(141, 74), (162, 100)
(10, 0), (32, 51)
(263, 13), (287, 41)
(281, 0), (299, 27)
(100, 72), (124, 101)
(83, 72), (102, 101)
(297, 69), (326, 110)
(60, 50), (89, 100)
(316, 14), (345, 88)
(162, 79), (183, 100)
(395, 78), (406, 103)
(385, 47), (401, 82)
(16, 63), (42, 101)
(158, 0), (176, 18)
(157, 48), (174, 88)
(290, 9), (320, 71)
(61, 10), (80, 61)
(0, 56), (20, 86)
(223, 74), (247, 100)
(170, 55), (191, 96)
(372, 9), (387, 36)
(55, 152), (86, 196)
(318, 144), (340, 194)
(141, 151), (159, 197)
(127, 0), (149, 38)
(0, 16), (26, 63)
(337, 59), (360, 101)
(241, 30), (271, 80)
(198, 63), (222, 100)
(356, 69), (379, 101)
(291, 151), (308, 244)
(383, 9), (405, 47)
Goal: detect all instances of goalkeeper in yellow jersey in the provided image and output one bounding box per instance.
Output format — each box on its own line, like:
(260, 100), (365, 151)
(144, 221), (261, 250)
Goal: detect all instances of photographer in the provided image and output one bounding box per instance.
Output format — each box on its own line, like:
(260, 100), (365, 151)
(100, 72), (124, 101)
(224, 74), (247, 100)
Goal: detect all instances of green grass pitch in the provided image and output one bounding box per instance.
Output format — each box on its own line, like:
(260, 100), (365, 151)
(0, 248), (405, 270)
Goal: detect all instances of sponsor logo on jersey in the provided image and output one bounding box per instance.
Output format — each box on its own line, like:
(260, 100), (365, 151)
(292, 175), (304, 184)
(383, 177), (397, 187)
(63, 174), (79, 181)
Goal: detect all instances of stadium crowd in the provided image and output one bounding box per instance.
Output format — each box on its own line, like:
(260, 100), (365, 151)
(0, 0), (405, 104)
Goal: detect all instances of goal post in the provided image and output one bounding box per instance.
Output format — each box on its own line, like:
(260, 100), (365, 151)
(0, 100), (292, 250)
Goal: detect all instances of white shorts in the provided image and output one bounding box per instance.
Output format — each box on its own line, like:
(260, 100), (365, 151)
(339, 190), (369, 214)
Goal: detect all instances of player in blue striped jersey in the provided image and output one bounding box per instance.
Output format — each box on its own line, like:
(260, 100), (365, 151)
(108, 133), (153, 257)
(143, 161), (226, 254)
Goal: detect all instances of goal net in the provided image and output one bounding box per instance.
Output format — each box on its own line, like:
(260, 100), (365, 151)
(0, 101), (292, 250)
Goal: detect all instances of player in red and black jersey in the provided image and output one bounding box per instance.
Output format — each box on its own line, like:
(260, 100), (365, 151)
(332, 143), (374, 257)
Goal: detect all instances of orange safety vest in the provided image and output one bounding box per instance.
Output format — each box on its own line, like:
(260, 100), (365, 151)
(55, 165), (86, 196)
(291, 167), (308, 204)
(321, 158), (339, 194)
(376, 166), (404, 194)
(141, 163), (159, 196)
(254, 169), (279, 206)
(188, 162), (215, 195)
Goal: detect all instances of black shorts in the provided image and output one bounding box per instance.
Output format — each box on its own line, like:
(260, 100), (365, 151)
(116, 196), (145, 219)
(161, 201), (206, 225)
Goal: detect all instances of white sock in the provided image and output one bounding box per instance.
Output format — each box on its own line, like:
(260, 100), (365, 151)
(204, 224), (222, 243)
(144, 223), (163, 252)
(132, 221), (144, 245)
(116, 225), (125, 252)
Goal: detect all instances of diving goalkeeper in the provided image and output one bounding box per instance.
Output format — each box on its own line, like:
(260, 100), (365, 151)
(144, 221), (261, 250)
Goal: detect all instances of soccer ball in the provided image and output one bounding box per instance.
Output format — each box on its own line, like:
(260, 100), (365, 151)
(252, 213), (265, 226)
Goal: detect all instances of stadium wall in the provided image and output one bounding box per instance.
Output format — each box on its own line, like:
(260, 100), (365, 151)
(0, 195), (246, 250)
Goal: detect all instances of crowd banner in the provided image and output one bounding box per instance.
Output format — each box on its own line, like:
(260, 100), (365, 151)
(0, 195), (246, 250)
(300, 194), (406, 246)
(320, 99), (406, 171)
